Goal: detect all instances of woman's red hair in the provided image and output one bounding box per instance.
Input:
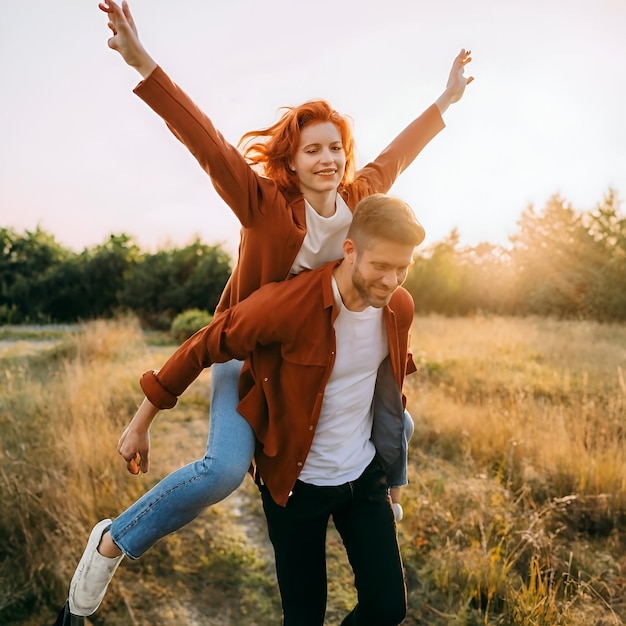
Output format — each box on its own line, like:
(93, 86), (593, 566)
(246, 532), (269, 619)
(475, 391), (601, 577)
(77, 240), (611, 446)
(238, 100), (356, 193)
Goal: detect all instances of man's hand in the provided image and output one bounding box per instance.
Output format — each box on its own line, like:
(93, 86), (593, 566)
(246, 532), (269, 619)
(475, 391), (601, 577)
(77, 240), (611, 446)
(436, 48), (474, 114)
(98, 0), (157, 78)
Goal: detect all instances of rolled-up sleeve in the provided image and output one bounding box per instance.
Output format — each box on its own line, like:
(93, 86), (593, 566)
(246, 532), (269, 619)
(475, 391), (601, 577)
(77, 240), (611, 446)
(140, 370), (179, 409)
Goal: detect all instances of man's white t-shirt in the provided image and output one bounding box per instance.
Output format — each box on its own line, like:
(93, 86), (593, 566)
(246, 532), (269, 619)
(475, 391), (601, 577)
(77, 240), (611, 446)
(298, 276), (389, 486)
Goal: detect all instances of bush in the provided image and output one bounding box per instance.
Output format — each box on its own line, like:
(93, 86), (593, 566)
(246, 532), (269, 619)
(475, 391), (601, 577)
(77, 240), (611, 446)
(170, 308), (213, 343)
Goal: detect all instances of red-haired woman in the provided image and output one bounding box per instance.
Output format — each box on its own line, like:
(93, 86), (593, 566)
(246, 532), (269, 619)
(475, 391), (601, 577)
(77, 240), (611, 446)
(58, 0), (473, 621)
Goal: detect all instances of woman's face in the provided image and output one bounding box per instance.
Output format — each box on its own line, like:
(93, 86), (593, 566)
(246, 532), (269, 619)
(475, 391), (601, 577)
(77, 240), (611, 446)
(289, 121), (346, 197)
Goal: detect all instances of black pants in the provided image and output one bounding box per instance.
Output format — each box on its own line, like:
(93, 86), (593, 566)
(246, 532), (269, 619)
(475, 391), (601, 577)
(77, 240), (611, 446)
(260, 459), (407, 626)
(52, 602), (84, 626)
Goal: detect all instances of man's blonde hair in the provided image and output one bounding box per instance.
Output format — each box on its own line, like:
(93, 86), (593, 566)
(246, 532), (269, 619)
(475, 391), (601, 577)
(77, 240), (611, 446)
(347, 194), (425, 252)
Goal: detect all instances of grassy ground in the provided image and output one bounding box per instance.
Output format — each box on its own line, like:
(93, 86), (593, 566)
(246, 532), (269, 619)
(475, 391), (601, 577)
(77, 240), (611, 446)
(1, 315), (625, 624)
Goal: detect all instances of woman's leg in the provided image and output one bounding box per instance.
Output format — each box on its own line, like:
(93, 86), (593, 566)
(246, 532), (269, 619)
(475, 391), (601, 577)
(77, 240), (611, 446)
(389, 409), (415, 521)
(110, 359), (255, 557)
(396, 408), (415, 488)
(68, 359), (255, 616)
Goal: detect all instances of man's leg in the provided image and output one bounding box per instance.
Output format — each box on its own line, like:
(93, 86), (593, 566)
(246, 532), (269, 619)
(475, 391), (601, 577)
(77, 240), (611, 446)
(260, 481), (335, 626)
(333, 462), (407, 626)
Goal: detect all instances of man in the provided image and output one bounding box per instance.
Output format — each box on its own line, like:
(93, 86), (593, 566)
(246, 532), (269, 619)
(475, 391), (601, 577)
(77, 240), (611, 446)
(66, 193), (423, 626)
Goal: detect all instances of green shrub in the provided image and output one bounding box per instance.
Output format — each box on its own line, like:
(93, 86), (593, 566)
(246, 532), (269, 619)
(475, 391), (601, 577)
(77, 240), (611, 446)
(170, 308), (213, 343)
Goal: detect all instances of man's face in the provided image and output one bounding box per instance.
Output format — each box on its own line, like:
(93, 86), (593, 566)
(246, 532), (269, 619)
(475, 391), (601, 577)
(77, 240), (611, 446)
(351, 239), (415, 309)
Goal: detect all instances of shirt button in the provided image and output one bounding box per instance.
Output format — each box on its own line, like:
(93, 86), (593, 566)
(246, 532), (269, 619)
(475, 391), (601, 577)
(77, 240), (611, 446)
(297, 462), (303, 467)
(263, 377), (269, 382)
(309, 425), (314, 430)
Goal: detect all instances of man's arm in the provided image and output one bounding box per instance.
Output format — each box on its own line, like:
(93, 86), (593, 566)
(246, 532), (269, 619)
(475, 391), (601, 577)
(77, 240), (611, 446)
(140, 279), (295, 408)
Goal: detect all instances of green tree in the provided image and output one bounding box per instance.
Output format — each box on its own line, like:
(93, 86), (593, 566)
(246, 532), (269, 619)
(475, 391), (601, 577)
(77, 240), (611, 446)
(509, 195), (600, 317)
(41, 234), (141, 322)
(453, 242), (515, 315)
(0, 226), (71, 323)
(406, 234), (515, 316)
(121, 238), (231, 327)
(406, 230), (463, 314)
(585, 188), (626, 320)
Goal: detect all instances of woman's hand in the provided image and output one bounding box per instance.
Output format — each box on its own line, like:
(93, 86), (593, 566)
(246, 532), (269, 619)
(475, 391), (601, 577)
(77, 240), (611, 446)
(98, 0), (157, 78)
(117, 423), (151, 474)
(116, 398), (160, 474)
(436, 48), (474, 114)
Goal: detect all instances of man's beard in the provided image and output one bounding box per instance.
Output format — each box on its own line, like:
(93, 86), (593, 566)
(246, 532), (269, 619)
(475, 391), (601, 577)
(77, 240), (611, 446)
(351, 264), (393, 309)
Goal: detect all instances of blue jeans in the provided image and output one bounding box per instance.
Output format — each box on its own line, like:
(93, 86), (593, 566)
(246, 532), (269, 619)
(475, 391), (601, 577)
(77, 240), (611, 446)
(397, 408), (414, 487)
(260, 459), (407, 626)
(110, 360), (255, 558)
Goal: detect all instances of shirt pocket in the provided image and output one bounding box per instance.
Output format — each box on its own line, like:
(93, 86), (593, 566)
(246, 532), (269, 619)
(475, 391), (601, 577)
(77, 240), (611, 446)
(279, 333), (331, 367)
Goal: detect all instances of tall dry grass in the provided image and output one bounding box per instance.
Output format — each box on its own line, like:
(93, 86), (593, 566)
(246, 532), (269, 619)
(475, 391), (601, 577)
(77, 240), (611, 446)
(0, 318), (281, 625)
(401, 315), (626, 624)
(409, 315), (626, 505)
(0, 318), (157, 616)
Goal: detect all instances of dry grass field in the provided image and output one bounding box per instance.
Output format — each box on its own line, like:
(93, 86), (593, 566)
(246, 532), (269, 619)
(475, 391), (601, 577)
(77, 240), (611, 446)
(1, 315), (625, 625)
(401, 315), (626, 625)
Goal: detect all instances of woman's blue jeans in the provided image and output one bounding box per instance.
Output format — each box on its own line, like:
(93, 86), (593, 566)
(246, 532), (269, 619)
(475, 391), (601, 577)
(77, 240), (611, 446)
(110, 359), (255, 558)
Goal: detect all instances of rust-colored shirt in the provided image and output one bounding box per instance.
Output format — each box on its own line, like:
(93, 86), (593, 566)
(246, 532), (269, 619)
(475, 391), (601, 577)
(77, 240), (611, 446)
(134, 67), (444, 315)
(140, 261), (416, 506)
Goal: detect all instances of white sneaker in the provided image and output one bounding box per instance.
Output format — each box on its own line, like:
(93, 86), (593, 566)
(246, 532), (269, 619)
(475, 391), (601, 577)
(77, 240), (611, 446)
(392, 502), (403, 522)
(68, 519), (124, 616)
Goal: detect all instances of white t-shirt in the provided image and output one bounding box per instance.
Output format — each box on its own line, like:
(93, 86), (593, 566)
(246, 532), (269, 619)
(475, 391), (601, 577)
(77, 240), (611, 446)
(289, 195), (352, 275)
(298, 277), (389, 486)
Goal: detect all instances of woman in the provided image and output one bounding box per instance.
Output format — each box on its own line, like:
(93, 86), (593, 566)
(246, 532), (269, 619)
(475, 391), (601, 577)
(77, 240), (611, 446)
(58, 0), (473, 621)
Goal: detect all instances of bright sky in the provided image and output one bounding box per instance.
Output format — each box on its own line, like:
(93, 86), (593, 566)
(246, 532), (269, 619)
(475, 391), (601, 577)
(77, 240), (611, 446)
(1, 1), (625, 256)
